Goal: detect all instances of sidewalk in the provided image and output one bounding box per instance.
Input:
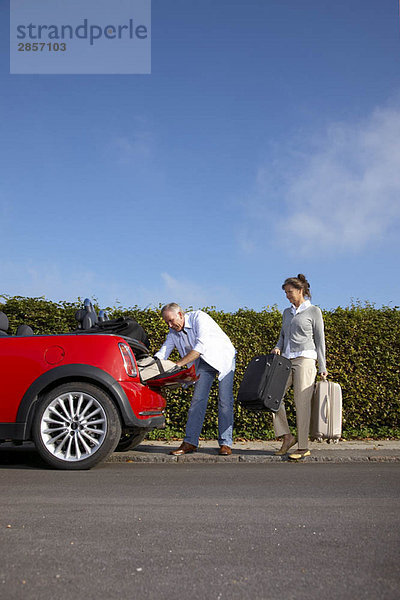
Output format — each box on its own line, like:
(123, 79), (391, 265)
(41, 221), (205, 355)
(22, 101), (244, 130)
(107, 439), (400, 464)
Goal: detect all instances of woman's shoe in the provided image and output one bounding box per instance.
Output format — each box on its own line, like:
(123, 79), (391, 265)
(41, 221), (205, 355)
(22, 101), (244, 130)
(275, 434), (297, 455)
(288, 449), (311, 460)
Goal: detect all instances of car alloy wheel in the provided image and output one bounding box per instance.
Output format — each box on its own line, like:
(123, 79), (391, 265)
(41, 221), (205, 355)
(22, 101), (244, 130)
(33, 383), (121, 470)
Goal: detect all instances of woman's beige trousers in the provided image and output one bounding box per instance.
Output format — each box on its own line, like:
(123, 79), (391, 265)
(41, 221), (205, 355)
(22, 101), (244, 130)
(272, 357), (316, 449)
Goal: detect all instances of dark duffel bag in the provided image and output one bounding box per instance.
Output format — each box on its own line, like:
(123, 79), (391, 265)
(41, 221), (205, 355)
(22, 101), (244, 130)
(87, 317), (150, 349)
(238, 354), (292, 412)
(73, 299), (150, 355)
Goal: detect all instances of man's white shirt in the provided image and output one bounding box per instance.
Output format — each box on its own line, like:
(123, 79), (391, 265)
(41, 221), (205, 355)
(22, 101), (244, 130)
(155, 310), (236, 380)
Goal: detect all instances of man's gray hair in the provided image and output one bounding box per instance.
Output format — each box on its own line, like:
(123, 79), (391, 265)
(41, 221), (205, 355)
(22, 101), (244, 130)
(160, 302), (184, 316)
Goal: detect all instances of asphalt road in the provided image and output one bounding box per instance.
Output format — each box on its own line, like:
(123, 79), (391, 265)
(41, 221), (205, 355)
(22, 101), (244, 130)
(1, 461), (399, 600)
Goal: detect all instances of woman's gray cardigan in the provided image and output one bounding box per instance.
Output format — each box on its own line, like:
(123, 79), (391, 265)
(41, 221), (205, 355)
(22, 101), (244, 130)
(275, 305), (326, 374)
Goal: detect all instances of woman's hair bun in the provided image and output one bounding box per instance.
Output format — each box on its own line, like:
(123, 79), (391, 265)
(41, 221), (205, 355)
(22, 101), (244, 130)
(282, 273), (311, 298)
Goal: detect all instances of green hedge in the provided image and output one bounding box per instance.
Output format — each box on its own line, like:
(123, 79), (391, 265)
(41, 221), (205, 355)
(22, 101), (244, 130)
(1, 295), (399, 439)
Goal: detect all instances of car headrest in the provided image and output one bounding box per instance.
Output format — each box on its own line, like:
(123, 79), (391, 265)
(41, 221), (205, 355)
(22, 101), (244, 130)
(0, 311), (9, 335)
(98, 310), (109, 322)
(16, 324), (34, 336)
(75, 298), (99, 330)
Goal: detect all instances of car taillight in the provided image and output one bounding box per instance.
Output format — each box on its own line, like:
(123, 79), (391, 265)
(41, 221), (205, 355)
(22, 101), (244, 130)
(119, 343), (137, 377)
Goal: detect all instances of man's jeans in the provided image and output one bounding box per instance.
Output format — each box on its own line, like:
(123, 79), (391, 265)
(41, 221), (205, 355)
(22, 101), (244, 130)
(184, 358), (235, 447)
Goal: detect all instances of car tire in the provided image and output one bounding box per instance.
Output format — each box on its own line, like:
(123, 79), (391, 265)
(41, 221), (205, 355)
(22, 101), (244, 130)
(32, 382), (122, 470)
(115, 427), (151, 452)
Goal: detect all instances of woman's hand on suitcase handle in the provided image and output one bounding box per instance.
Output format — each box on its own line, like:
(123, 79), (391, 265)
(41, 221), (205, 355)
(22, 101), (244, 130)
(320, 371), (328, 381)
(272, 348), (281, 355)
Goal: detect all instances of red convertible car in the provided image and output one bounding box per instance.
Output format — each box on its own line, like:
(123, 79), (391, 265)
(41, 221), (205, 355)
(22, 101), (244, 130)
(0, 310), (196, 470)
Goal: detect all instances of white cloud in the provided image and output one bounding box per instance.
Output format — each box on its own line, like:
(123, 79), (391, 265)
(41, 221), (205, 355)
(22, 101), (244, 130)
(133, 272), (237, 311)
(245, 105), (400, 257)
(160, 272), (211, 308)
(0, 260), (235, 312)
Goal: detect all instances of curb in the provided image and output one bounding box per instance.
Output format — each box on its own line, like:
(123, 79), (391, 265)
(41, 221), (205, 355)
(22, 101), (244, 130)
(106, 439), (400, 464)
(107, 452), (400, 464)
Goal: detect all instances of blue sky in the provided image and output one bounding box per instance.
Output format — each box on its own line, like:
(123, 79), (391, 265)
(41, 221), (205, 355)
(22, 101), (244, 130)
(1, 0), (399, 312)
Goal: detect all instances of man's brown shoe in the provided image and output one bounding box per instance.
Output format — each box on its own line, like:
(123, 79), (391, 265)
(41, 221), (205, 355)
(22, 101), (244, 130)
(219, 445), (232, 456)
(169, 442), (197, 456)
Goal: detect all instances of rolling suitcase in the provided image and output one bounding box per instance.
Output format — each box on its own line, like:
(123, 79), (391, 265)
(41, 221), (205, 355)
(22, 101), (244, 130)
(238, 354), (292, 412)
(310, 380), (342, 442)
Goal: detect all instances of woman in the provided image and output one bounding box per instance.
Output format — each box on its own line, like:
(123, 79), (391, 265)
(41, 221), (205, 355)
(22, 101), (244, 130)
(272, 274), (327, 459)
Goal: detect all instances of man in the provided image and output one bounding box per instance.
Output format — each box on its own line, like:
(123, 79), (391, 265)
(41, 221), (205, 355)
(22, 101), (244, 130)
(155, 303), (236, 456)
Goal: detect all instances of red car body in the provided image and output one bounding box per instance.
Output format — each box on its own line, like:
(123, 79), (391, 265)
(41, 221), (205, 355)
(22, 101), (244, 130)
(0, 331), (196, 469)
